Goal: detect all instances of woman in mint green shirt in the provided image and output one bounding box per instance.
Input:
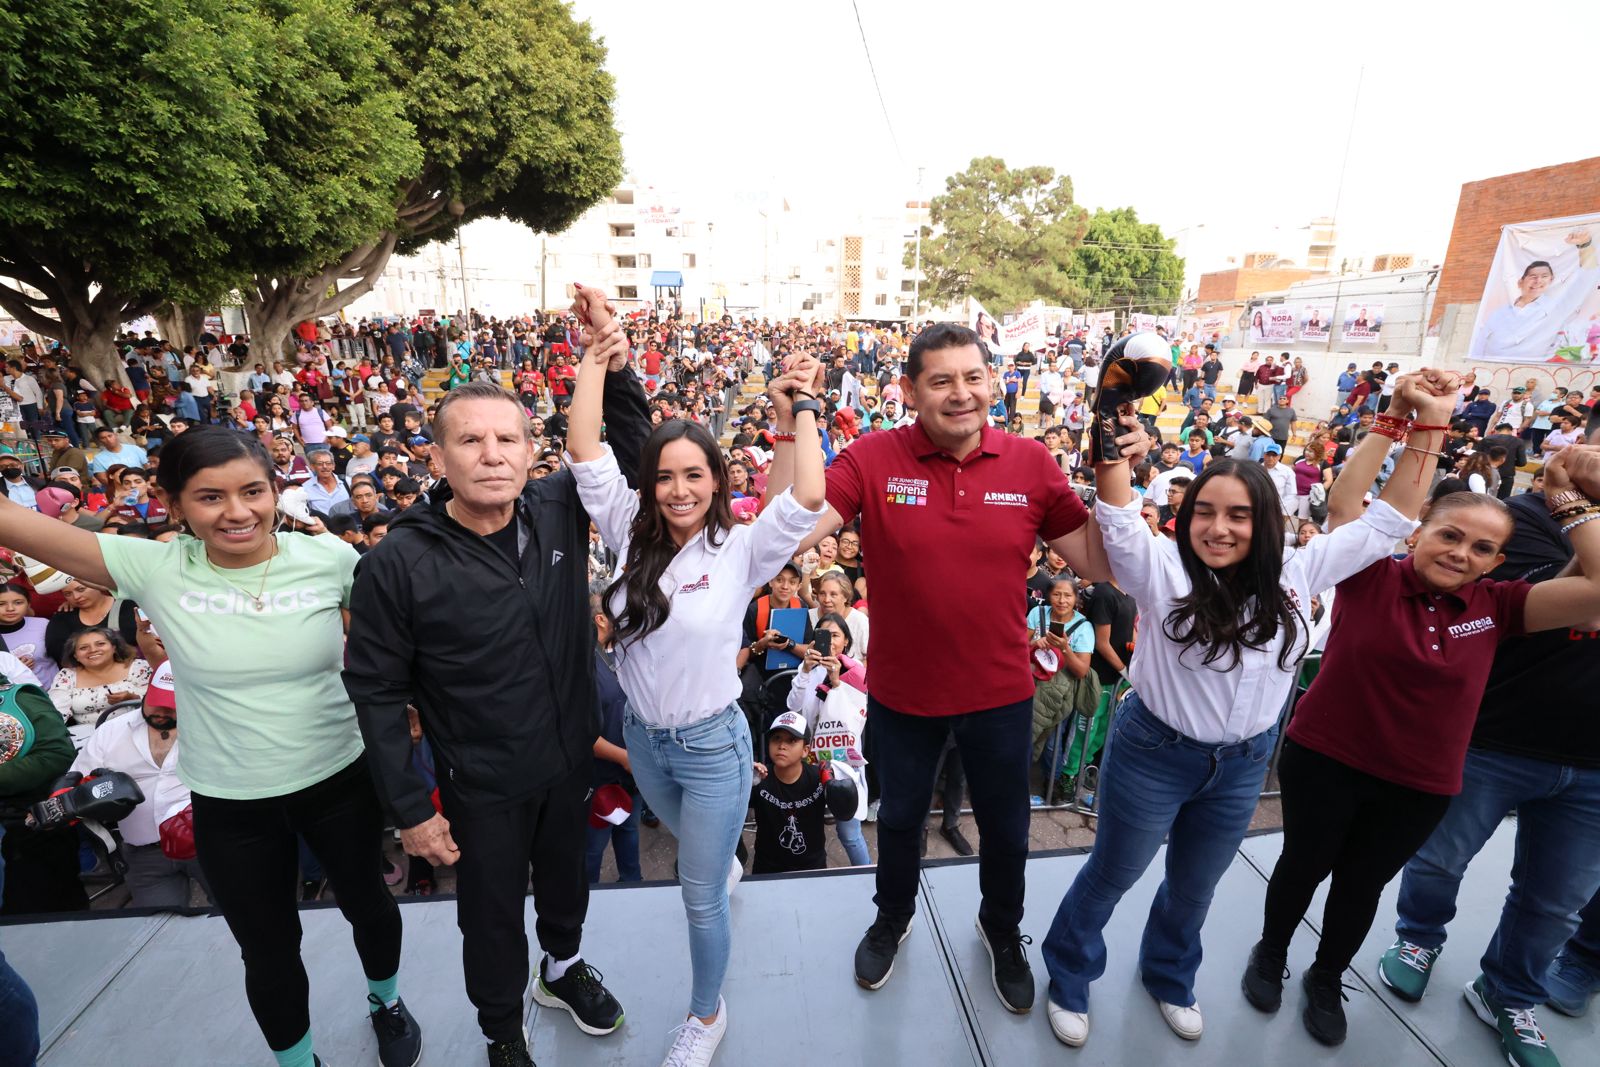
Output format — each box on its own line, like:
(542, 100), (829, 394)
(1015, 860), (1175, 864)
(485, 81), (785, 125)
(0, 428), (418, 1067)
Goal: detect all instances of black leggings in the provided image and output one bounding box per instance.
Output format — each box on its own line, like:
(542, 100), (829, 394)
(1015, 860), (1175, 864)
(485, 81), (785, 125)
(190, 755), (402, 1051)
(1262, 740), (1451, 972)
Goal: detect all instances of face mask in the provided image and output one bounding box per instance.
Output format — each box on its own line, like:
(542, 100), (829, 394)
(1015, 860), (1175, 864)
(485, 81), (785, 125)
(1, 468), (21, 481)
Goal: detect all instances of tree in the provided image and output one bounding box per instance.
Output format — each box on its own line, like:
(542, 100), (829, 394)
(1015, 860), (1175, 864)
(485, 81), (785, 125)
(0, 0), (265, 384)
(908, 157), (1088, 315)
(1069, 207), (1184, 316)
(907, 158), (1183, 318)
(240, 0), (624, 358)
(0, 0), (419, 384)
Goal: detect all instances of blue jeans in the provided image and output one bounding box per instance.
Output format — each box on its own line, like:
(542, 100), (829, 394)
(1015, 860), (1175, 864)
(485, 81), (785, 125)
(1393, 747), (1600, 1009)
(585, 800), (642, 883)
(1042, 692), (1277, 1011)
(624, 703), (752, 1017)
(835, 817), (870, 867)
(0, 825), (41, 1067)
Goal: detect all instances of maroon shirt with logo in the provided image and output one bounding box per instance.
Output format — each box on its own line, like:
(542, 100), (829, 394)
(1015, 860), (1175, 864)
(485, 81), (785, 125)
(1288, 556), (1530, 794)
(825, 422), (1086, 715)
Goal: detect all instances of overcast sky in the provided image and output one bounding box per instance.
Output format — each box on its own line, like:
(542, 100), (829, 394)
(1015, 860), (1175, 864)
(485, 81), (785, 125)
(569, 0), (1600, 269)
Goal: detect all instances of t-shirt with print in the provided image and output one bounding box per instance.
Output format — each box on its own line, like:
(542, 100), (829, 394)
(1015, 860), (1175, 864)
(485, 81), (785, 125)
(1084, 582), (1136, 686)
(98, 532), (364, 800)
(750, 763), (827, 874)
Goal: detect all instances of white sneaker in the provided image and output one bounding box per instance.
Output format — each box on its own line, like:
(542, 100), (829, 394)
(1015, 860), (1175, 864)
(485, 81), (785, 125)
(661, 997), (726, 1067)
(726, 856), (743, 897)
(1047, 999), (1088, 1047)
(1157, 998), (1203, 1040)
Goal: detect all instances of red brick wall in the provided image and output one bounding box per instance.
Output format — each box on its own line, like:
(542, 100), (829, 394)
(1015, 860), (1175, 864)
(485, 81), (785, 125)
(1432, 155), (1600, 326)
(1195, 267), (1314, 303)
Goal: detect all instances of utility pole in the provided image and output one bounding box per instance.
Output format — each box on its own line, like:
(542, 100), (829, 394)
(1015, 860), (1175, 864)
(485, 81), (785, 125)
(539, 237), (548, 311)
(912, 165), (925, 326)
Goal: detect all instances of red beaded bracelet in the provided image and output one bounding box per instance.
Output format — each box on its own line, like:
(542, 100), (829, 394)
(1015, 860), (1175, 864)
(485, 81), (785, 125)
(772, 431), (796, 443)
(1407, 422), (1448, 433)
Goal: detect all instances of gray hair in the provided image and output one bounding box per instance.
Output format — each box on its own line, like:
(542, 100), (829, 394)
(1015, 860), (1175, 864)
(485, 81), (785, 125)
(432, 380), (530, 442)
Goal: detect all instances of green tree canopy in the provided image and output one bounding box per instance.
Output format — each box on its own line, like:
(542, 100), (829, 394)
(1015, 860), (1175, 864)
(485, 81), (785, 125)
(0, 0), (418, 382)
(909, 157), (1183, 318)
(241, 0), (624, 356)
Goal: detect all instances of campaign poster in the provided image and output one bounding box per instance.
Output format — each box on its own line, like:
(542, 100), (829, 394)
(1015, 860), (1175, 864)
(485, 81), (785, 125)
(1299, 303), (1332, 342)
(1182, 310), (1231, 343)
(1247, 306), (1295, 344)
(970, 300), (1047, 355)
(1157, 316), (1179, 336)
(1129, 312), (1158, 333)
(1088, 311), (1117, 338)
(1467, 212), (1600, 363)
(1341, 303), (1384, 344)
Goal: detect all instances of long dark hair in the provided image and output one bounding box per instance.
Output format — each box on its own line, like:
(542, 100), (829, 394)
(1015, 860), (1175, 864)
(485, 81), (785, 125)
(1164, 459), (1302, 671)
(604, 420), (735, 646)
(155, 426), (275, 499)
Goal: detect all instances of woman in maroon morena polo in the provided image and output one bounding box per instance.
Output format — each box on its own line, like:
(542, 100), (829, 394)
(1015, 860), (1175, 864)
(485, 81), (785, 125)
(1242, 445), (1600, 1046)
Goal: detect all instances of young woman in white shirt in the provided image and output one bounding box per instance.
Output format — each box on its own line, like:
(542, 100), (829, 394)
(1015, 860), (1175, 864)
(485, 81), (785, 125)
(1040, 372), (1459, 1049)
(567, 343), (826, 1067)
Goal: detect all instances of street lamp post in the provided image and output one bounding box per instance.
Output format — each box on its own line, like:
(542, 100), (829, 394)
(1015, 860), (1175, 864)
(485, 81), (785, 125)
(448, 200), (469, 327)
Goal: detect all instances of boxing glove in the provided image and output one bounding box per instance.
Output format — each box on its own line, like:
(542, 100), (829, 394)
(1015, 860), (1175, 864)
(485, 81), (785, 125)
(159, 804), (197, 861)
(28, 770), (145, 830)
(820, 761), (861, 822)
(1087, 332), (1170, 463)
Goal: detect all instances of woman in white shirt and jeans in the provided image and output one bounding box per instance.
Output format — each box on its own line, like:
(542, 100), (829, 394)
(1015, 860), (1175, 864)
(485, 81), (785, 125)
(567, 345), (826, 1067)
(1041, 372), (1458, 1049)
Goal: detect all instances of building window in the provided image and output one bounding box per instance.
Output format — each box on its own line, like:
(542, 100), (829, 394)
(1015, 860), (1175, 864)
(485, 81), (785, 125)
(614, 255), (636, 269)
(524, 284), (539, 298)
(901, 279), (915, 292)
(617, 285), (638, 299)
(637, 253), (651, 268)
(683, 253), (696, 268)
(874, 293), (888, 306)
(609, 223), (636, 238)
(612, 189), (634, 205)
(875, 267), (889, 281)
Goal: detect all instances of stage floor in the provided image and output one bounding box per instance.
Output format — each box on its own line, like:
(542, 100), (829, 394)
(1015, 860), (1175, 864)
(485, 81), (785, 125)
(3, 820), (1593, 1066)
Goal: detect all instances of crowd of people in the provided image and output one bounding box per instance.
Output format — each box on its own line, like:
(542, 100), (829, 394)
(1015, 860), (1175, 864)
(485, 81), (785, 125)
(0, 295), (1597, 1067)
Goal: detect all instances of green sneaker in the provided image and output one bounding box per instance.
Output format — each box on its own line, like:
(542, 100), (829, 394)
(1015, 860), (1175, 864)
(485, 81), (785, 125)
(1464, 975), (1562, 1067)
(1377, 940), (1441, 1002)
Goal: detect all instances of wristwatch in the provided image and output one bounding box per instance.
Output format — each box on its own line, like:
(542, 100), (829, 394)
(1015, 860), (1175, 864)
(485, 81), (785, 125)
(790, 398), (822, 420)
(1547, 489), (1587, 510)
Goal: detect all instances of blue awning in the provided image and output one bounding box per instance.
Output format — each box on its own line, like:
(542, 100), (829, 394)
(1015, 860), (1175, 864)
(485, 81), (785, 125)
(650, 271), (684, 288)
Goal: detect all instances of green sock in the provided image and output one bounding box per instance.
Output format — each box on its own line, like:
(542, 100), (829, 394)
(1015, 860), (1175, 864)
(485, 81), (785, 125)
(271, 1031), (315, 1067)
(368, 972), (400, 1013)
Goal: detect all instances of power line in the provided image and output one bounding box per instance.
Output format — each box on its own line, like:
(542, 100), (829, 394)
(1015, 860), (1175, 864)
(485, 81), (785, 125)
(849, 0), (904, 166)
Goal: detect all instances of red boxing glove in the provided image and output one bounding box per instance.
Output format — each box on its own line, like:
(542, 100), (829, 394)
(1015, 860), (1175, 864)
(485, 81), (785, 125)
(159, 804), (197, 861)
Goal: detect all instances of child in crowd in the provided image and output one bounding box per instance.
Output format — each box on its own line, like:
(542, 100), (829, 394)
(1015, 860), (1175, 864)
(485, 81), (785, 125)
(750, 712), (828, 874)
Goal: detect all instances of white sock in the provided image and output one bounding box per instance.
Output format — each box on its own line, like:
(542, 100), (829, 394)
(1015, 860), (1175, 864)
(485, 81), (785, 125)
(544, 952), (581, 982)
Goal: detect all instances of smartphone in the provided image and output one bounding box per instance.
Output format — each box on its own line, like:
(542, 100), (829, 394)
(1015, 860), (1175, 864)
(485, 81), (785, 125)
(770, 633), (791, 649)
(1048, 622), (1066, 637)
(812, 630), (832, 658)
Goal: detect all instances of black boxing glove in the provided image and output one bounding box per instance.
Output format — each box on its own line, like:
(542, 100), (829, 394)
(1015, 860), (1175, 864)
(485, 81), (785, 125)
(820, 762), (860, 822)
(1087, 332), (1171, 463)
(29, 770), (145, 830)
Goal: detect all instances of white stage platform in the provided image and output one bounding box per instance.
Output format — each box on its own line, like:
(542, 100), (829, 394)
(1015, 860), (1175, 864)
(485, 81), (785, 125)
(3, 820), (1593, 1066)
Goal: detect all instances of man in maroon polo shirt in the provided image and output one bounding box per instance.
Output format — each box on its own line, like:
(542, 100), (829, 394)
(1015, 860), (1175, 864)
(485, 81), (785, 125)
(778, 322), (1138, 1014)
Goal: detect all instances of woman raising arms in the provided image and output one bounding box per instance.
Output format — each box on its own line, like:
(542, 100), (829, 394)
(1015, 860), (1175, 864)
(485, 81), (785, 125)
(1040, 372), (1460, 1049)
(566, 333), (827, 1067)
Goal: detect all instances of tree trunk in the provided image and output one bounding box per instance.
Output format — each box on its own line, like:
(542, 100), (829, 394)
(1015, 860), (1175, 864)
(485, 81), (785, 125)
(154, 303), (207, 351)
(243, 232), (400, 365)
(0, 258), (150, 387)
(63, 315), (127, 388)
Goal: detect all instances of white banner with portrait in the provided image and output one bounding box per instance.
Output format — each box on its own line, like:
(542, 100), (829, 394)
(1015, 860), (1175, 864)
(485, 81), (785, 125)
(1182, 310), (1231, 343)
(1341, 303), (1384, 344)
(968, 300), (1049, 356)
(1299, 303), (1332, 342)
(1467, 212), (1600, 364)
(1247, 305), (1296, 344)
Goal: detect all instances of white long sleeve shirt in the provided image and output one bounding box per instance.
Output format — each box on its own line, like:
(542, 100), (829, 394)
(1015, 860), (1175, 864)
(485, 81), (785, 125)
(570, 445), (826, 728)
(1095, 494), (1415, 743)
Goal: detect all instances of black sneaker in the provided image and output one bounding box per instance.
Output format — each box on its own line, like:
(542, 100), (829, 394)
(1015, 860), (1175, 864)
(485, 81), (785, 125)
(941, 825), (975, 857)
(367, 994), (423, 1067)
(1241, 940), (1290, 1013)
(1302, 965), (1350, 1046)
(976, 920), (1036, 1013)
(486, 1036), (535, 1067)
(531, 958), (624, 1036)
(854, 912), (912, 990)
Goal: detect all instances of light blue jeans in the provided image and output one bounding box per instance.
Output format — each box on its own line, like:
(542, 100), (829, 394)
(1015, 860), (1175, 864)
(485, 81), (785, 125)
(835, 817), (871, 867)
(624, 703), (753, 1017)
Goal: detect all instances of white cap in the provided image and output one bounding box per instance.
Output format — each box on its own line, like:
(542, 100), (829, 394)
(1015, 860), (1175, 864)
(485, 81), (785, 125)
(768, 711), (808, 739)
(326, 425), (348, 438)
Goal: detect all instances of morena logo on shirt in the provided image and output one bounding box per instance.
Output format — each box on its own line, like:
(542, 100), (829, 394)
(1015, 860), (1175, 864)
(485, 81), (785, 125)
(885, 476), (928, 506)
(1447, 616), (1496, 640)
(678, 574), (710, 594)
(177, 589), (324, 615)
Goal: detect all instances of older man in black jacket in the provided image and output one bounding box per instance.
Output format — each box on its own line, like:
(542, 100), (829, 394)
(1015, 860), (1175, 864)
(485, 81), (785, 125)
(344, 309), (645, 1067)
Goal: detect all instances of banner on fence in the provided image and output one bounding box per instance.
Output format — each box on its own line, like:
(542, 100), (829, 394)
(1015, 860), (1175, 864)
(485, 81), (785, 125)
(1248, 306), (1296, 344)
(1468, 212), (1600, 364)
(1341, 303), (1385, 344)
(1299, 303), (1332, 342)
